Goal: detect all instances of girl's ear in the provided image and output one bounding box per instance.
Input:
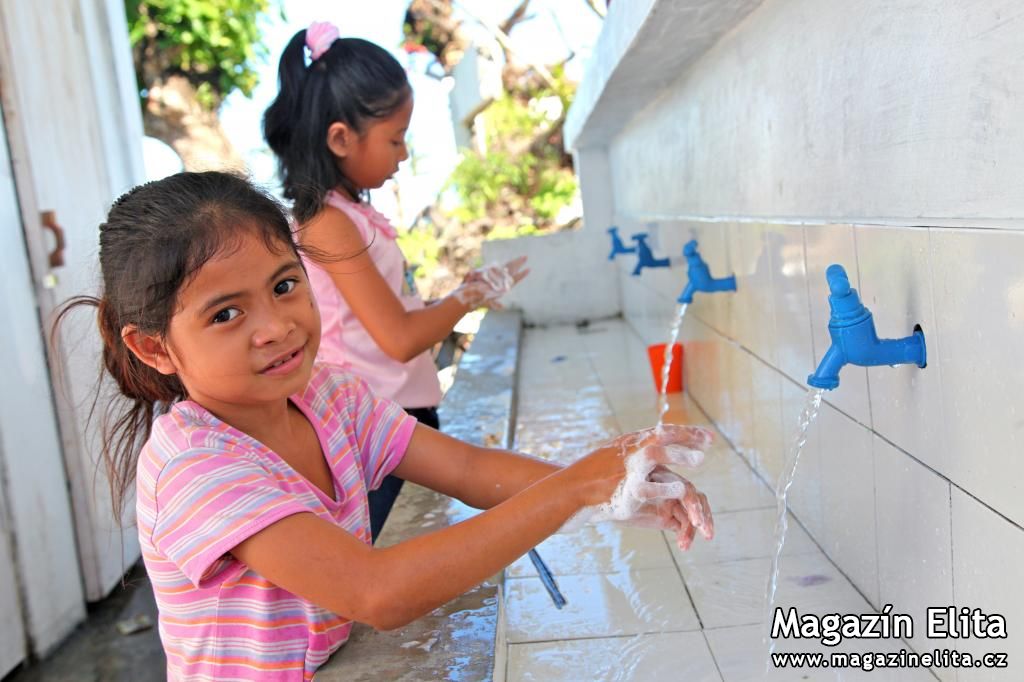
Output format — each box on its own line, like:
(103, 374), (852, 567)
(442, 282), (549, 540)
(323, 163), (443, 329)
(121, 326), (177, 376)
(326, 122), (356, 158)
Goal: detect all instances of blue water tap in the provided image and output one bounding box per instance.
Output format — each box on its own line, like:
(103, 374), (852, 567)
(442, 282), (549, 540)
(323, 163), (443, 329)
(630, 233), (671, 276)
(677, 240), (737, 303)
(607, 227), (637, 260)
(807, 264), (927, 390)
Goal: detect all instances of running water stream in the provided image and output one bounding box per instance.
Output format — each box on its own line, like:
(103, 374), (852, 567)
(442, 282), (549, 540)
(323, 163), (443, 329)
(763, 387), (825, 665)
(656, 303), (688, 429)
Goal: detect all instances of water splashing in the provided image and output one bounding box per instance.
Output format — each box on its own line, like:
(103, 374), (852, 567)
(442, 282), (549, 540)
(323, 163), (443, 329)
(763, 387), (825, 666)
(656, 303), (689, 429)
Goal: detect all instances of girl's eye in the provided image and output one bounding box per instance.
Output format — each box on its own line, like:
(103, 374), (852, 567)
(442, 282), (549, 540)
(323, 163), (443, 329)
(212, 308), (240, 324)
(274, 278), (298, 296)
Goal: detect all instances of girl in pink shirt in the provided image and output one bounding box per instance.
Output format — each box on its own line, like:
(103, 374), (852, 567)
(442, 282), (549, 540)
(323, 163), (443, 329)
(264, 22), (528, 541)
(55, 171), (713, 680)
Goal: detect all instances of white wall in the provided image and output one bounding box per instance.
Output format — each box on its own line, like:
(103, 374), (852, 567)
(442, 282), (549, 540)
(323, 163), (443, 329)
(573, 0), (1024, 675)
(482, 146), (621, 326)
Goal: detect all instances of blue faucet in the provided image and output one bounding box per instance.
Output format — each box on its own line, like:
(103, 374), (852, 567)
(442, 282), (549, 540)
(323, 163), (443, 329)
(630, 233), (671, 276)
(677, 240), (737, 303)
(807, 264), (927, 390)
(607, 227), (637, 260)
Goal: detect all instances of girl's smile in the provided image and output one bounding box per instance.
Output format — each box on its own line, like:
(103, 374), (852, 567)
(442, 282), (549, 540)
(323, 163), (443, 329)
(259, 345), (306, 375)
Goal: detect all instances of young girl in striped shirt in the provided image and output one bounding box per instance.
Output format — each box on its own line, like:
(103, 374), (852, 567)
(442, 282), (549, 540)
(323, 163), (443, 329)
(58, 171), (713, 680)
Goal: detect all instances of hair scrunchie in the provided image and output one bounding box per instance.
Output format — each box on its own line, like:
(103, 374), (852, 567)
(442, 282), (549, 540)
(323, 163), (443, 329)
(306, 21), (340, 61)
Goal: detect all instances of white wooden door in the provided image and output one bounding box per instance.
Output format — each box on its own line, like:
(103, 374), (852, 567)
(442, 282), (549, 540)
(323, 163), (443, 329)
(0, 107), (29, 679)
(0, 0), (144, 611)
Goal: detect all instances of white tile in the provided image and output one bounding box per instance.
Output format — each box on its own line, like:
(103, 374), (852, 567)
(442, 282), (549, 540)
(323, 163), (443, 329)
(679, 552), (872, 630)
(614, 394), (711, 434)
(805, 223), (872, 426)
(668, 508), (817, 566)
(874, 436), (955, 680)
(705, 623), (937, 682)
(818, 403), (880, 607)
(728, 223), (779, 366)
(952, 488), (1024, 681)
(780, 377), (826, 543)
(503, 568), (700, 643)
(931, 228), (1024, 527)
(748, 357), (786, 484)
(718, 341), (755, 458)
(507, 525), (675, 578)
(682, 449), (776, 515)
(856, 226), (945, 469)
(768, 224), (816, 384)
(514, 415), (620, 465)
(679, 315), (721, 420)
(507, 631), (722, 682)
(603, 383), (663, 417)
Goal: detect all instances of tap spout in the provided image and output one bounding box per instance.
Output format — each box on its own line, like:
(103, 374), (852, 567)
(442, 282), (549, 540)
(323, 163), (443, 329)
(807, 264), (927, 390)
(630, 233), (671, 276)
(676, 240), (737, 303)
(607, 227), (637, 261)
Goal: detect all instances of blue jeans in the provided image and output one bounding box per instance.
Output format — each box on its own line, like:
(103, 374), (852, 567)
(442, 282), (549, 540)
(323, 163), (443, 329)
(367, 406), (439, 543)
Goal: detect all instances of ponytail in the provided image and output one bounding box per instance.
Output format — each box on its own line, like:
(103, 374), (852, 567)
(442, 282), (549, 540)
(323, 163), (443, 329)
(263, 31), (411, 223)
(263, 30), (310, 162)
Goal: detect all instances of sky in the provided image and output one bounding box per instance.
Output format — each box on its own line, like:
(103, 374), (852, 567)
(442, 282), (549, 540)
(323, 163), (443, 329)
(217, 0), (603, 227)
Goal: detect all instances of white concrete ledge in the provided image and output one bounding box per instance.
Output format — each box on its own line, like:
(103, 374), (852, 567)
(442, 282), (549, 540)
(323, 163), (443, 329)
(565, 0), (764, 150)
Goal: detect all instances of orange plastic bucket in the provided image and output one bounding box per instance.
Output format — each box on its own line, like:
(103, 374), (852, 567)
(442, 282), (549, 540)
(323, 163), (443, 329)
(647, 343), (684, 394)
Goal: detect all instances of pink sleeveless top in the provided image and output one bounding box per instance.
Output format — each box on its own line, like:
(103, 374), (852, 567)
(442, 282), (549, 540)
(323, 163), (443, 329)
(303, 191), (443, 409)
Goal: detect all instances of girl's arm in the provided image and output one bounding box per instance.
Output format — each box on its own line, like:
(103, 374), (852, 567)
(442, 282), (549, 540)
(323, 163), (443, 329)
(301, 207), (473, 362)
(391, 424), (558, 510)
(231, 425), (711, 631)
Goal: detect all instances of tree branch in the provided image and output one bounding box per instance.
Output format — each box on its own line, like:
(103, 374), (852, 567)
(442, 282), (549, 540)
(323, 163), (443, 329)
(499, 0), (533, 35)
(440, 0), (557, 90)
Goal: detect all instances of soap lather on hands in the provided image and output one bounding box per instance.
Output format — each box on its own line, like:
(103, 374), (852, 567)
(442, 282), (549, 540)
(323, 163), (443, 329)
(453, 256), (530, 309)
(564, 424), (715, 551)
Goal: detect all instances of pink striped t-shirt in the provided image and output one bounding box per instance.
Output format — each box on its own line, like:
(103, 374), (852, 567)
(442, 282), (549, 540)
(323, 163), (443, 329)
(302, 191), (443, 409)
(136, 364), (416, 680)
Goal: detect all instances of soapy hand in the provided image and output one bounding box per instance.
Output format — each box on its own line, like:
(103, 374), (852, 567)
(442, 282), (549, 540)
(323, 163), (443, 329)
(619, 467), (714, 550)
(452, 256), (530, 309)
(563, 425), (714, 548)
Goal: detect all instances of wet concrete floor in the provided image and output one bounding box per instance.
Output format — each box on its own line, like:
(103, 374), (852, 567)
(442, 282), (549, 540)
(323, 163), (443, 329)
(5, 562), (163, 682)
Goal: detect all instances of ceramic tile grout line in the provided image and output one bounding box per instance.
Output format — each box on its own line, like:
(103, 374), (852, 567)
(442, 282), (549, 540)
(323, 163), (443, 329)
(762, 263), (927, 670)
(763, 387), (824, 668)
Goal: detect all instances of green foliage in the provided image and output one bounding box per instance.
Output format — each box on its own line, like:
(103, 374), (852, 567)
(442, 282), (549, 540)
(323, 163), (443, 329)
(486, 222), (542, 241)
(125, 0), (280, 109)
(444, 69), (579, 240)
(529, 165), (577, 220)
(447, 149), (534, 222)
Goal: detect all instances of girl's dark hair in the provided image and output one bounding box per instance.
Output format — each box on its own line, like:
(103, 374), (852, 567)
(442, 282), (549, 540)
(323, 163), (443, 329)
(263, 31), (410, 223)
(53, 171), (298, 522)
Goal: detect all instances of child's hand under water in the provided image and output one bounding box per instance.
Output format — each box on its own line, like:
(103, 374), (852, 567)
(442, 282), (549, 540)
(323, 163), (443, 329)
(565, 424), (714, 549)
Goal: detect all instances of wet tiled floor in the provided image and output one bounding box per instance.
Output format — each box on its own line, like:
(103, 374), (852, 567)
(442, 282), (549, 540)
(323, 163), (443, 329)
(502, 319), (935, 681)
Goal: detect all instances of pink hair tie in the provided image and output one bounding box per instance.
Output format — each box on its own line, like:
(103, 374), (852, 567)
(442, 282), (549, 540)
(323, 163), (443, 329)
(306, 21), (340, 61)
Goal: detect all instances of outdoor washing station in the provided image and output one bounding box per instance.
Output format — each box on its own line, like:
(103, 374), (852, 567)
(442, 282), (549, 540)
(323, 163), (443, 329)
(473, 0), (1024, 679)
(324, 1), (1021, 679)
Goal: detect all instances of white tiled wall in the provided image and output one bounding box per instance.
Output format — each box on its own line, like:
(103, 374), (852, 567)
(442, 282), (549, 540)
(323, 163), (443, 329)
(570, 0), (1024, 670)
(609, 217), (1024, 663)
